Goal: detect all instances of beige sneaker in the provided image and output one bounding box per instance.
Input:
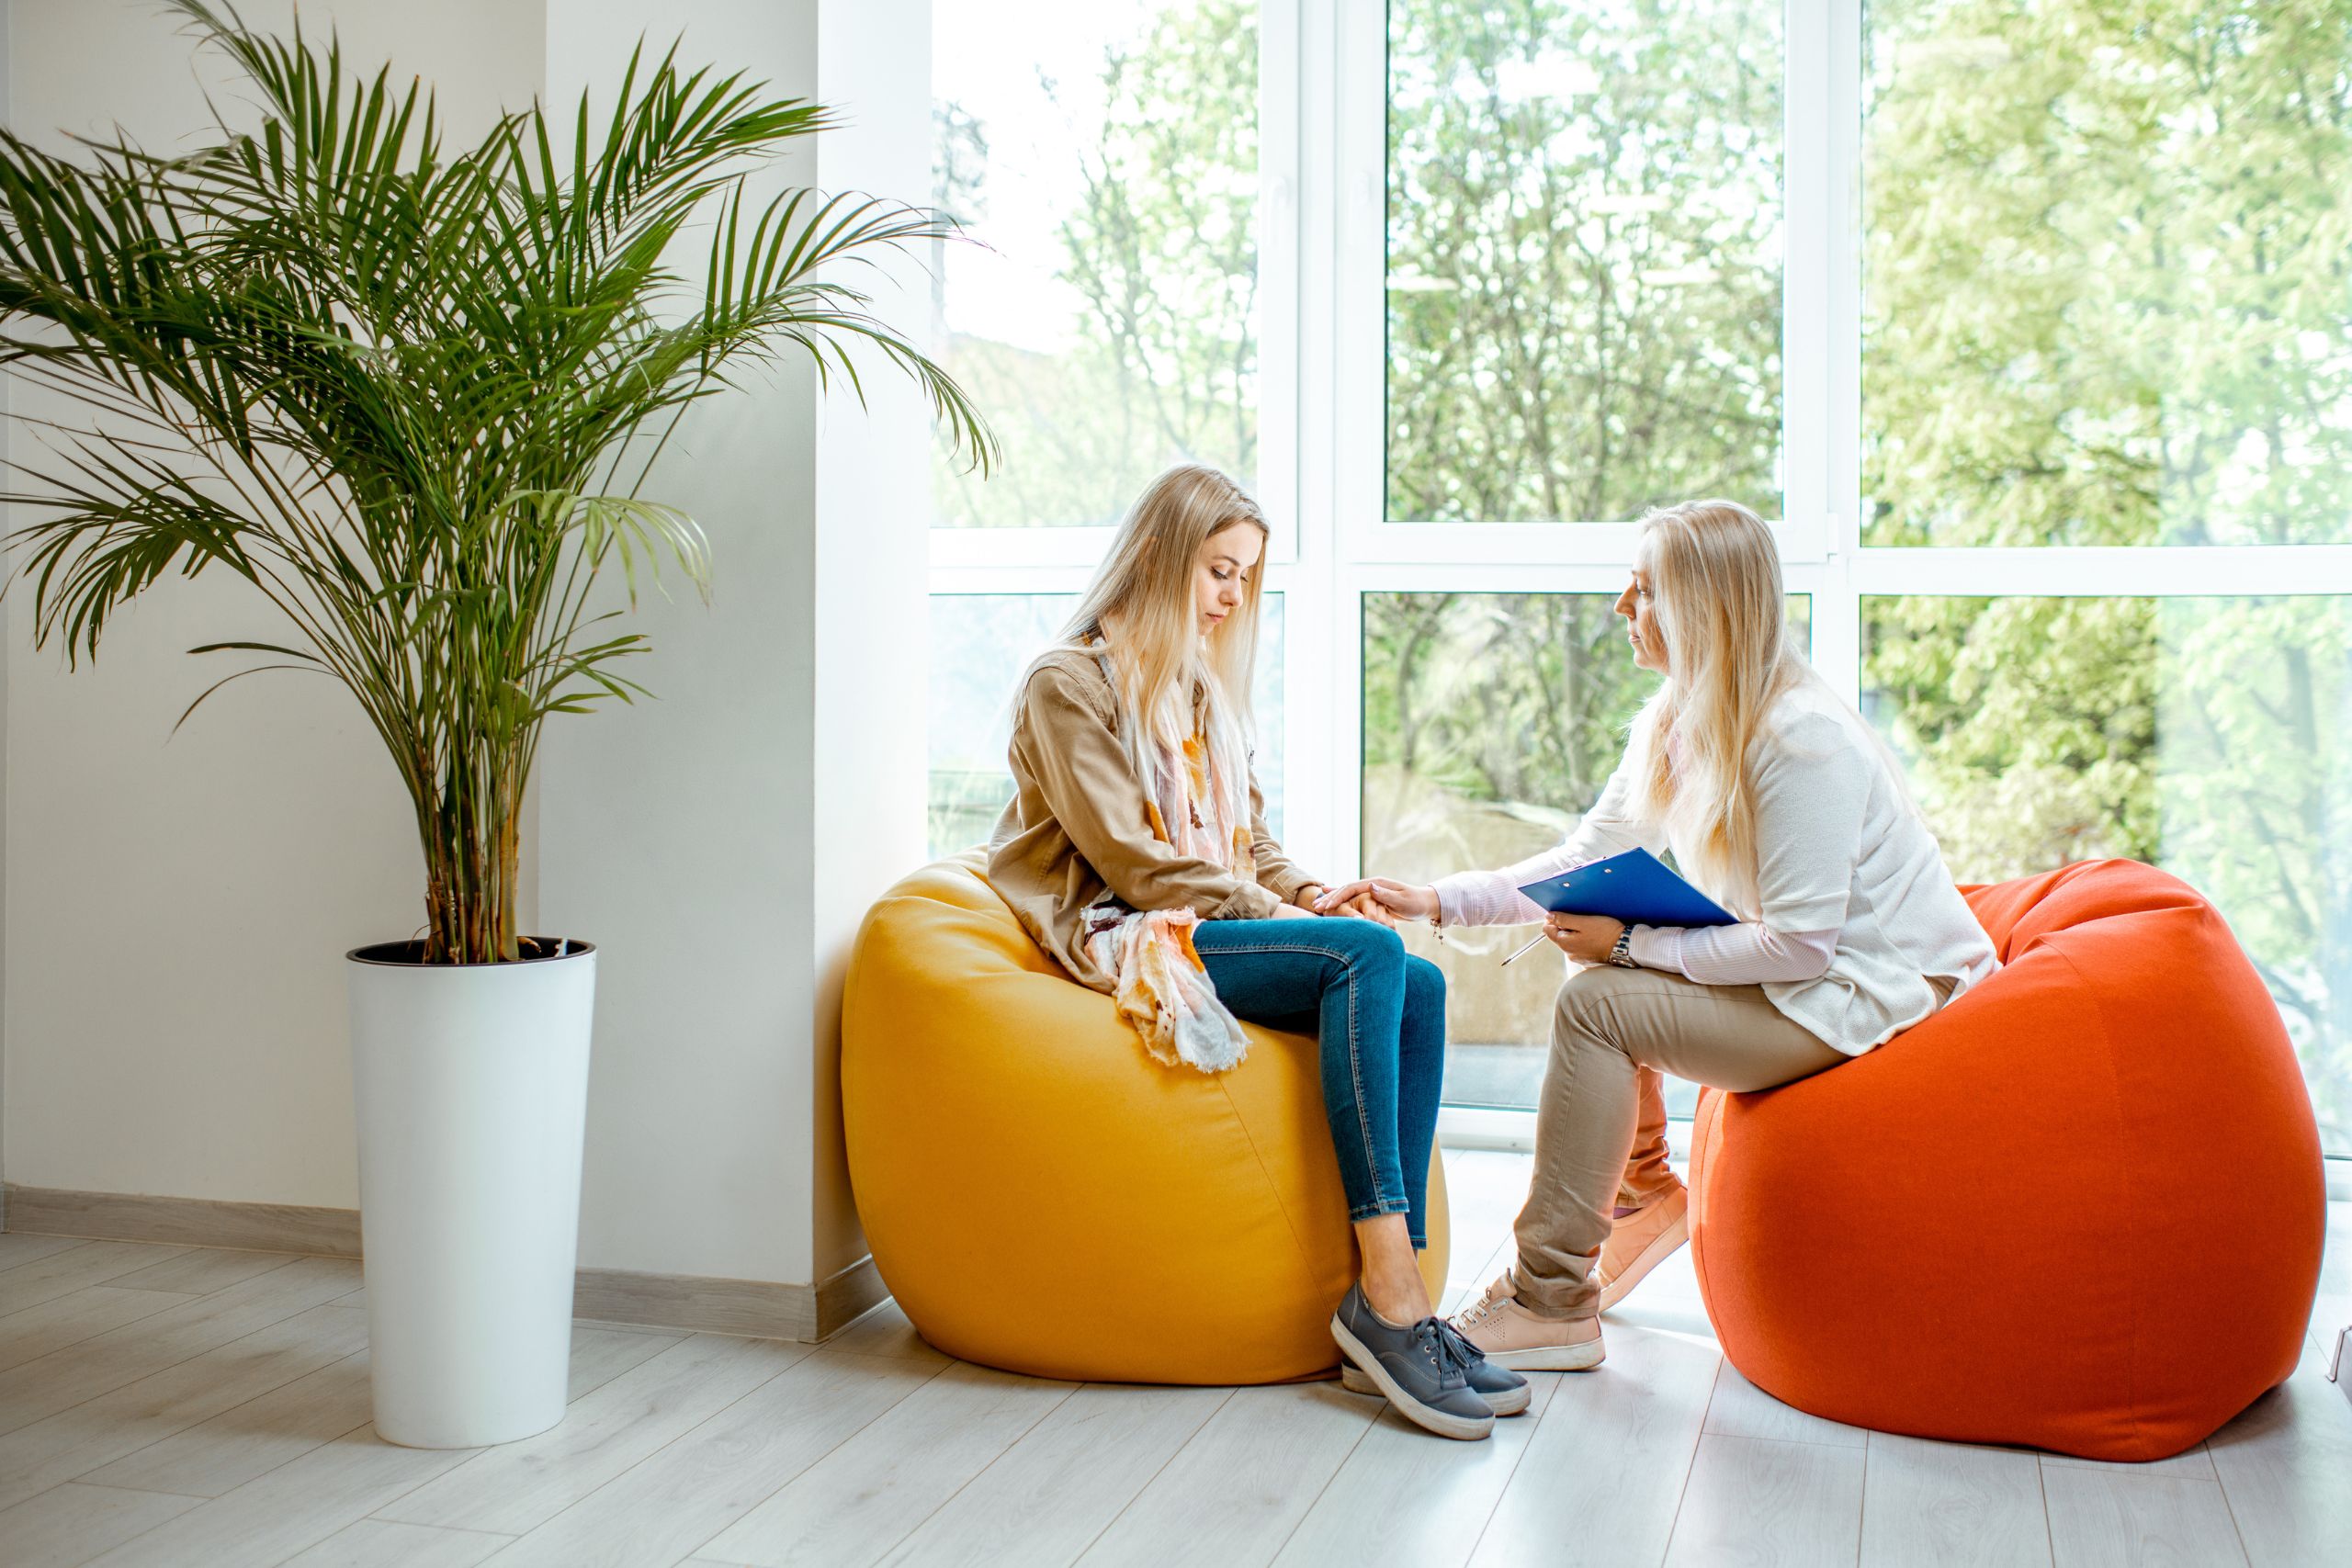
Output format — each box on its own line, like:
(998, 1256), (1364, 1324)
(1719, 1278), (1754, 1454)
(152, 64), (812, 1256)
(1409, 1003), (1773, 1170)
(1598, 1183), (1689, 1313)
(1450, 1271), (1605, 1371)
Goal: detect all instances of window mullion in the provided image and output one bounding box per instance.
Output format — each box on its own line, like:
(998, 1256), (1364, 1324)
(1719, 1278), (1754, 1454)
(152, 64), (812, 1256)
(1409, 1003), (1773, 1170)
(1854, 545), (2352, 598)
(1813, 0), (1866, 705)
(1826, 0), (1866, 576)
(1782, 0), (1837, 565)
(1261, 0), (1305, 565)
(1285, 0), (1342, 877)
(1333, 0), (1387, 557)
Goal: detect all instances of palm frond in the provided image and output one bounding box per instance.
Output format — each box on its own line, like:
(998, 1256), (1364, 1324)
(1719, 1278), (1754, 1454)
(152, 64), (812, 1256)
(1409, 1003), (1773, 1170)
(0, 1), (995, 962)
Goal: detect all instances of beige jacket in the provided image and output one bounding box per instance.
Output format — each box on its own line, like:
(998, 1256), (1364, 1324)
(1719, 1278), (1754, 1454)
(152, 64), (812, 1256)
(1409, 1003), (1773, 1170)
(986, 649), (1321, 991)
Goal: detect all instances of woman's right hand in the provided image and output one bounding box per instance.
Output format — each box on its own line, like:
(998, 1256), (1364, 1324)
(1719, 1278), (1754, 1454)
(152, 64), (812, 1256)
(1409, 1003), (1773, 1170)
(1313, 878), (1439, 923)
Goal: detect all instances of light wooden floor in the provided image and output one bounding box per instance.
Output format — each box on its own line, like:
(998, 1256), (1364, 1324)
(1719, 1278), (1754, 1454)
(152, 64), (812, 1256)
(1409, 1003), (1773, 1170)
(1, 1151), (2346, 1568)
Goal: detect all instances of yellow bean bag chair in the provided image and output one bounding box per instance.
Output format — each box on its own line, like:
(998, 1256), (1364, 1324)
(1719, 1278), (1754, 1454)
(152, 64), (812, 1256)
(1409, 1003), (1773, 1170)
(842, 856), (1449, 1384)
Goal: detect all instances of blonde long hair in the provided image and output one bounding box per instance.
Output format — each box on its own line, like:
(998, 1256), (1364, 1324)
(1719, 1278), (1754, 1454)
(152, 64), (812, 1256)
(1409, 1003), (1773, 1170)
(1625, 499), (1905, 919)
(1052, 464), (1270, 755)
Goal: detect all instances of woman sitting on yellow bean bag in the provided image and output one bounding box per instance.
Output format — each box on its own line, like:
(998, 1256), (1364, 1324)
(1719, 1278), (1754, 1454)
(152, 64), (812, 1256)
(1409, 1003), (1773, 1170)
(976, 463), (1518, 1441)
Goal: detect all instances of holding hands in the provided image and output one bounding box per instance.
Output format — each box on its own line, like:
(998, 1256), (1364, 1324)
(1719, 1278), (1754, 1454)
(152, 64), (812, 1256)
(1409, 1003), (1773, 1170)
(1311, 878), (1438, 926)
(1274, 882), (1391, 920)
(1309, 878), (1628, 965)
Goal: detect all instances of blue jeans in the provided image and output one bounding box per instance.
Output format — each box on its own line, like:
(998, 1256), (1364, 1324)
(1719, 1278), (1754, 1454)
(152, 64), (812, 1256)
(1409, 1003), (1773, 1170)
(1191, 918), (1447, 1247)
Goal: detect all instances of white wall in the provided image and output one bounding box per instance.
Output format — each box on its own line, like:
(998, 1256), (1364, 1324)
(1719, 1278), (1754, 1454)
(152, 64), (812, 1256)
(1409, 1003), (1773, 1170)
(2, 0), (546, 1209)
(537, 0), (930, 1289)
(537, 0), (821, 1288)
(1, 0), (929, 1294)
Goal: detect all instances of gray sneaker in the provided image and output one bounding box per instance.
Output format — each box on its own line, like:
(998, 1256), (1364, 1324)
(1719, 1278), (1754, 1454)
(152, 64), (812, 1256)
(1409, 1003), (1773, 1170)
(1339, 1319), (1531, 1416)
(1329, 1283), (1497, 1441)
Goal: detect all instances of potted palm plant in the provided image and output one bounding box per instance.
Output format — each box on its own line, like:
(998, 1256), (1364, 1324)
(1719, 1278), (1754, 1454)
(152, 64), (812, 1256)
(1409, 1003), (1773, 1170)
(0, 2), (989, 1448)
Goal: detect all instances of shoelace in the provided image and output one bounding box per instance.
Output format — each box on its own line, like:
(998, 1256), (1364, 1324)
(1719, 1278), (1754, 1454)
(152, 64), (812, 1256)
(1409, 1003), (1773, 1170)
(1453, 1283), (1510, 1330)
(1408, 1319), (1471, 1389)
(1433, 1318), (1488, 1379)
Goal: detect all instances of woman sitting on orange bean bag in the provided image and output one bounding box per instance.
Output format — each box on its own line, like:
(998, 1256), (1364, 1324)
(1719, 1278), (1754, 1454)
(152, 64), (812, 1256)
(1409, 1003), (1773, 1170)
(1321, 498), (1999, 1371)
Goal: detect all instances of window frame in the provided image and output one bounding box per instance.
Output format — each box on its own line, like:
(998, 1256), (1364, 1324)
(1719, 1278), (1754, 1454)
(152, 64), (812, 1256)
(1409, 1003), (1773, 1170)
(928, 0), (2352, 1149)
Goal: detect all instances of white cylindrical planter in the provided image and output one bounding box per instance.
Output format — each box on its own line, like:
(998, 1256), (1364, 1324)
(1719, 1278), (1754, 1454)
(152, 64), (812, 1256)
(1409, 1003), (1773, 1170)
(346, 939), (597, 1449)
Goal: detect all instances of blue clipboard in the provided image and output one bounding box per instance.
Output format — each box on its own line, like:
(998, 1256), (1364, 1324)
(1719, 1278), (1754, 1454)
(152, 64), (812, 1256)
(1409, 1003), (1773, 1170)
(1517, 848), (1736, 929)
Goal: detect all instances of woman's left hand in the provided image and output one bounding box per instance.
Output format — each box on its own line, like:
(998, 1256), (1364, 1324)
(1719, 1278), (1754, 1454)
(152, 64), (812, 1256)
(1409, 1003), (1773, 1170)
(1544, 912), (1624, 964)
(1293, 884), (1385, 924)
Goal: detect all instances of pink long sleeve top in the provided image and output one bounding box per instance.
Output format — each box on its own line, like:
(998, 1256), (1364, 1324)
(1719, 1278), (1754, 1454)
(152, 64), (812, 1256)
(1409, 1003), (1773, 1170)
(1428, 682), (2000, 1054)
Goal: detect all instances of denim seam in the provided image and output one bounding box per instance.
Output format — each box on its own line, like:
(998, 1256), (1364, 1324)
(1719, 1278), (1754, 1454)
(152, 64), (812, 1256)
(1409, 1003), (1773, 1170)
(1187, 939), (1369, 961)
(1342, 942), (1395, 1216)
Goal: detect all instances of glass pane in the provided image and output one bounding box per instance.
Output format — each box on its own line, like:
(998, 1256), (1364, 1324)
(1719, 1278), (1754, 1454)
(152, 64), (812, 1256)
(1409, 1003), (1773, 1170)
(1861, 3), (2352, 546)
(929, 596), (1073, 857)
(931, 2), (1261, 527)
(928, 593), (1286, 859)
(1363, 591), (1810, 1111)
(1864, 594), (2352, 1156)
(1385, 0), (1784, 523)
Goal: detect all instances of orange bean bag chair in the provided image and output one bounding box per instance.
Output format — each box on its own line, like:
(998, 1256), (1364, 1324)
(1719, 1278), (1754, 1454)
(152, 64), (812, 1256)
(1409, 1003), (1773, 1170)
(1688, 859), (2326, 1461)
(842, 856), (1448, 1384)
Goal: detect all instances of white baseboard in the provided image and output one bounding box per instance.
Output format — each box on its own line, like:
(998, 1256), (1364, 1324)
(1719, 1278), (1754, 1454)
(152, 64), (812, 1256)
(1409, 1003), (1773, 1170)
(0, 1182), (884, 1343)
(6, 1182), (362, 1256)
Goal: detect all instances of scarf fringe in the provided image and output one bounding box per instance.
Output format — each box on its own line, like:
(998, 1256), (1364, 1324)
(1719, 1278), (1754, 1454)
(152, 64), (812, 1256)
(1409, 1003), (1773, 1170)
(1087, 908), (1251, 1073)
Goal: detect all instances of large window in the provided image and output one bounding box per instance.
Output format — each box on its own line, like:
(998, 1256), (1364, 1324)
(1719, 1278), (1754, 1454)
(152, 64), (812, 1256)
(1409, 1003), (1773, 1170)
(1866, 594), (2352, 1147)
(932, 0), (2352, 1161)
(1860, 0), (2352, 549)
(1386, 0), (1786, 523)
(930, 0), (1267, 528)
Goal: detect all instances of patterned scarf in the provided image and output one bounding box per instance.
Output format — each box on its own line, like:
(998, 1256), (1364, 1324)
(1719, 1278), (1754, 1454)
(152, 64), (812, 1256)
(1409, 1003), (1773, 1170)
(1079, 642), (1255, 1072)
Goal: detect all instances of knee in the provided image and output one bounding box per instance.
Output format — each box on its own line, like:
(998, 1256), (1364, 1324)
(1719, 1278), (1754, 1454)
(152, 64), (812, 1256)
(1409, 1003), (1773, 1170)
(1325, 914), (1407, 976)
(1553, 964), (1637, 1049)
(1404, 954), (1447, 1010)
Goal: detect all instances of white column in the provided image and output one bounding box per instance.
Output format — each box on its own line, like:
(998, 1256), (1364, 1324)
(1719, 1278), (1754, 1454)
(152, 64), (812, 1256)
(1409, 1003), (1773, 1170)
(808, 0), (933, 1286)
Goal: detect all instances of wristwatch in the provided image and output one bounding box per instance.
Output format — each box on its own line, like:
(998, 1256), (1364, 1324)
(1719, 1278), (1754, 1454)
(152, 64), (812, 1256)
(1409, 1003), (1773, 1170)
(1607, 927), (1639, 968)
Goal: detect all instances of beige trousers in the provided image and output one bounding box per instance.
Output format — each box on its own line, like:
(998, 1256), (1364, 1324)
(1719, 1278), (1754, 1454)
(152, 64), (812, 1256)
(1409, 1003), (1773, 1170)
(1510, 964), (1853, 1319)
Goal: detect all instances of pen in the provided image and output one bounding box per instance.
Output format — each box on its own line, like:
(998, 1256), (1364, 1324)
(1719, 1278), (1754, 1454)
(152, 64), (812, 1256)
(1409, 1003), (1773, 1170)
(1501, 931), (1550, 965)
